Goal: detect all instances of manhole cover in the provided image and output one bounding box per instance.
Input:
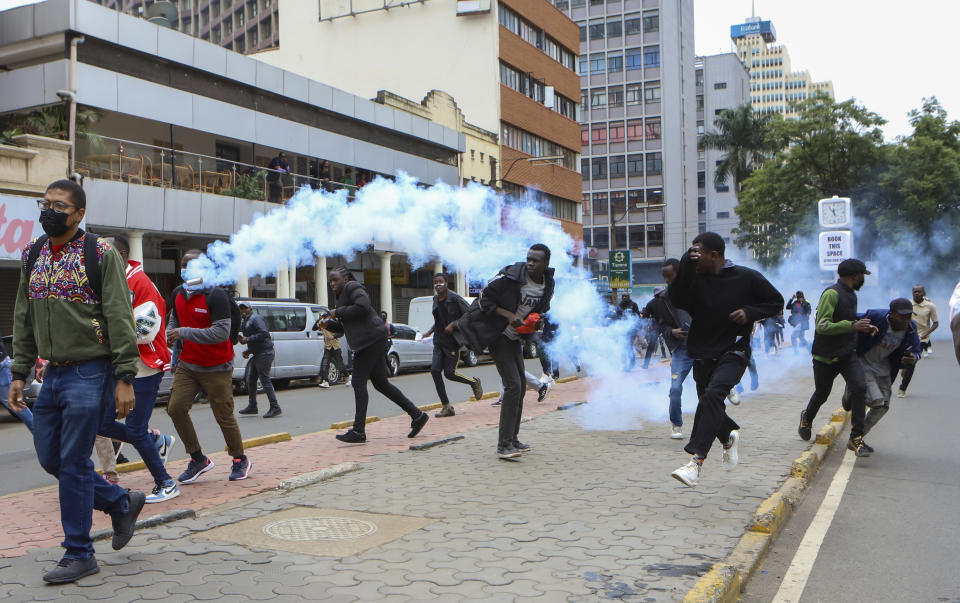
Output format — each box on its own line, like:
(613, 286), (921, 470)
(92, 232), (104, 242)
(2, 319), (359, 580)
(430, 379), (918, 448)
(262, 517), (378, 542)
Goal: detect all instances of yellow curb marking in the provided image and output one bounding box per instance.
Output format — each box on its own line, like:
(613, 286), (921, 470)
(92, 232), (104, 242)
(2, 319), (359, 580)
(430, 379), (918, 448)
(555, 376), (579, 384)
(225, 431), (291, 452)
(330, 416), (380, 430)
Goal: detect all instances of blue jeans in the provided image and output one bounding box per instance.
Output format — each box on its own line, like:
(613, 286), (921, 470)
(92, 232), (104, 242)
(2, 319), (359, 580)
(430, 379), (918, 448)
(669, 345), (694, 427)
(98, 371), (171, 486)
(32, 359), (129, 560)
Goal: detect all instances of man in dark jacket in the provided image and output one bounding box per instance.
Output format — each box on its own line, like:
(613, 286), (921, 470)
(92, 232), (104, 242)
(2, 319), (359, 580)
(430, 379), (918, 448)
(786, 291), (812, 354)
(237, 303), (280, 418)
(422, 273), (483, 417)
(643, 258), (692, 439)
(842, 299), (921, 442)
(667, 232), (783, 487)
(456, 244), (555, 460)
(799, 258), (878, 457)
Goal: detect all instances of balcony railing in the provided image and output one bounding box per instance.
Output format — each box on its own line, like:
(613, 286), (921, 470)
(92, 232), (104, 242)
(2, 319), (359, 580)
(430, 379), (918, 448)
(75, 136), (358, 203)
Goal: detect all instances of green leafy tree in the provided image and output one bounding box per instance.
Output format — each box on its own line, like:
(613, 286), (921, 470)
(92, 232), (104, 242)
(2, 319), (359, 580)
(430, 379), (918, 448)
(699, 104), (771, 194)
(0, 104), (104, 149)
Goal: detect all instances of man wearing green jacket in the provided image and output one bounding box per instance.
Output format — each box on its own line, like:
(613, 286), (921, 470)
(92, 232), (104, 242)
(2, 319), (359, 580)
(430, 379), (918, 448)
(7, 179), (146, 584)
(798, 258), (878, 457)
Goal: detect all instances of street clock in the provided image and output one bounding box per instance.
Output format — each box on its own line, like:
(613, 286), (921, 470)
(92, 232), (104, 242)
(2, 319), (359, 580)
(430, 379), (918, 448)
(818, 196), (852, 229)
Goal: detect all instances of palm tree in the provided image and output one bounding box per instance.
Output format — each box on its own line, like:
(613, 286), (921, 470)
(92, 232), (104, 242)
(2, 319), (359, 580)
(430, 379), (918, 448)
(699, 104), (771, 195)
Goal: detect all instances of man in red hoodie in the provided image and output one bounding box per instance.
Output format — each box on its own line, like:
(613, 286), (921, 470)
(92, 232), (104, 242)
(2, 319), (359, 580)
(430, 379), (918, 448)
(166, 250), (250, 482)
(99, 236), (179, 503)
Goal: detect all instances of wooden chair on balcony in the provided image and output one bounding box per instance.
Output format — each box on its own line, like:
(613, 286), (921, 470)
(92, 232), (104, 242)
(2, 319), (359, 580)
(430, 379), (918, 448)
(121, 155), (145, 185)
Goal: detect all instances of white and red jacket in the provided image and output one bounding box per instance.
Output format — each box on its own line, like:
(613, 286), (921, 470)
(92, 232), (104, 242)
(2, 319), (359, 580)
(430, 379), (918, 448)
(126, 260), (172, 376)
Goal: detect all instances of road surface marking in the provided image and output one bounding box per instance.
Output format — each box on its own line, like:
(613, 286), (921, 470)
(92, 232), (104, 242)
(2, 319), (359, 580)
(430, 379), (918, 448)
(772, 448), (856, 603)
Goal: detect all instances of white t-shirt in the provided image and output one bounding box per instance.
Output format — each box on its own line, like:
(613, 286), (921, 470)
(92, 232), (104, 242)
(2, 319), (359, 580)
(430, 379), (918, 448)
(503, 275), (546, 341)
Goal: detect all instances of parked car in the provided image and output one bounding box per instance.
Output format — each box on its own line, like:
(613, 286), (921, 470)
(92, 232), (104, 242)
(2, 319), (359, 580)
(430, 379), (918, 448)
(386, 323), (434, 377)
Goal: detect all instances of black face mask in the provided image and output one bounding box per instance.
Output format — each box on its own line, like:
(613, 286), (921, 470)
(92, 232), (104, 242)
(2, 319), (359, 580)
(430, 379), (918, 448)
(39, 208), (72, 237)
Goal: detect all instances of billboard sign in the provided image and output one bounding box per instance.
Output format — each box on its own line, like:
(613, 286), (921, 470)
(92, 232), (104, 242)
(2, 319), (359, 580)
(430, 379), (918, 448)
(0, 195), (43, 262)
(819, 230), (853, 271)
(608, 249), (632, 289)
(730, 20), (776, 42)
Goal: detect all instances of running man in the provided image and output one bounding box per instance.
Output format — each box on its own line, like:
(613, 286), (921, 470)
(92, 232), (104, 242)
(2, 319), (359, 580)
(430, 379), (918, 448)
(798, 259), (878, 457)
(422, 273), (483, 417)
(667, 233), (783, 487)
(786, 291), (812, 353)
(897, 285), (938, 397)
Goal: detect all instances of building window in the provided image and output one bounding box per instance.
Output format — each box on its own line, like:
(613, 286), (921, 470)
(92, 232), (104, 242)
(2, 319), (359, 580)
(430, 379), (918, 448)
(626, 120), (642, 141)
(609, 123), (625, 142)
(589, 54), (606, 74)
(593, 192), (608, 214)
(697, 171), (705, 188)
(714, 82), (727, 90)
(628, 189), (643, 207)
(606, 20), (622, 37)
(695, 70), (704, 86)
(629, 225), (645, 249)
(645, 152), (662, 175)
(696, 120), (704, 135)
(642, 12), (659, 33)
(608, 87), (624, 108)
(580, 89), (588, 111)
(579, 25), (586, 42)
(627, 154), (643, 176)
(644, 82), (661, 103)
(609, 156), (626, 178)
(625, 83), (641, 105)
(647, 223), (664, 247)
(588, 22), (605, 40)
(500, 62), (544, 103)
(645, 117), (661, 139)
(501, 123), (578, 169)
(581, 158), (590, 176)
(717, 211), (730, 218)
(593, 226), (609, 248)
(643, 47), (660, 68)
(581, 127), (589, 145)
(591, 124), (607, 143)
(698, 197), (706, 215)
(591, 88), (607, 108)
(578, 55), (588, 74)
(716, 185), (730, 192)
(614, 226), (628, 249)
(696, 95), (704, 111)
(624, 15), (642, 35)
(611, 190), (627, 215)
(607, 53), (623, 72)
(591, 157), (608, 179)
(625, 48), (643, 70)
(647, 188), (663, 204)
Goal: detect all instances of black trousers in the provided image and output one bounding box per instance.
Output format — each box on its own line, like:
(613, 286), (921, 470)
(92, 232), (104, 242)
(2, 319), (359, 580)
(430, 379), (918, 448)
(490, 335), (525, 449)
(898, 341), (929, 392)
(805, 354), (866, 438)
(431, 346), (477, 406)
(685, 350), (748, 458)
(247, 350), (278, 406)
(350, 339), (421, 432)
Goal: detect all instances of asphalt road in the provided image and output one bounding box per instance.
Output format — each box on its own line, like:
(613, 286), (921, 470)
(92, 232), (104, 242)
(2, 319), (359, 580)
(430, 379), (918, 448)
(0, 358), (555, 497)
(743, 347), (960, 603)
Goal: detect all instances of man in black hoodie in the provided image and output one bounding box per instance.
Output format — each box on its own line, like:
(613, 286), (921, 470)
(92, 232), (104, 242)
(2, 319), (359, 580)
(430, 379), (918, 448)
(456, 244), (555, 460)
(667, 232), (783, 487)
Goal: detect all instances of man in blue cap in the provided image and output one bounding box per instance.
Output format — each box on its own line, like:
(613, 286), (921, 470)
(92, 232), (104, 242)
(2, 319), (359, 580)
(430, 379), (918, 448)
(799, 258), (878, 456)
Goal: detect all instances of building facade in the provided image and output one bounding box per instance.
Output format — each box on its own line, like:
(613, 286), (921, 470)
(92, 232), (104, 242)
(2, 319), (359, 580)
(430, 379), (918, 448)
(91, 0), (279, 54)
(697, 53), (750, 262)
(730, 17), (834, 117)
(253, 0), (584, 240)
(551, 0), (698, 286)
(0, 0), (465, 325)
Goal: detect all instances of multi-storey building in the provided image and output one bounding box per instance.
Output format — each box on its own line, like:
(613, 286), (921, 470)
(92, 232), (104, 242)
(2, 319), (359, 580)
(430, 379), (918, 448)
(551, 0), (697, 286)
(253, 0), (584, 241)
(696, 53), (750, 262)
(91, 0), (279, 54)
(731, 17), (834, 116)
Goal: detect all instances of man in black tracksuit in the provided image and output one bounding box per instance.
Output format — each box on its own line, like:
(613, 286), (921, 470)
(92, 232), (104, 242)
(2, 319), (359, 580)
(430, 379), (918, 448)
(456, 244), (555, 460)
(423, 273), (483, 417)
(667, 232), (783, 487)
(238, 303), (280, 418)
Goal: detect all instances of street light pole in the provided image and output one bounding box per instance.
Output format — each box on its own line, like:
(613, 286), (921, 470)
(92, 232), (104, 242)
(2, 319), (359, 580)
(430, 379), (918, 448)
(496, 154), (565, 188)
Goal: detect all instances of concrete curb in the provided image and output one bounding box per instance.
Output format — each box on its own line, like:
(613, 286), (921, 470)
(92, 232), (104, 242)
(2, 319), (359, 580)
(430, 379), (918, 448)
(408, 435), (465, 451)
(276, 462), (362, 492)
(330, 416), (380, 430)
(92, 508), (197, 542)
(556, 376), (579, 384)
(224, 431), (291, 452)
(684, 408), (851, 602)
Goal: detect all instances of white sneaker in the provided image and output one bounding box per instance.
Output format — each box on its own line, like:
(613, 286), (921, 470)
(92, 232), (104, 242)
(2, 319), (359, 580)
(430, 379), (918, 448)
(318, 381), (331, 388)
(722, 430), (740, 470)
(539, 372), (552, 384)
(345, 376), (352, 386)
(727, 389), (741, 405)
(671, 459), (701, 487)
(670, 425), (683, 439)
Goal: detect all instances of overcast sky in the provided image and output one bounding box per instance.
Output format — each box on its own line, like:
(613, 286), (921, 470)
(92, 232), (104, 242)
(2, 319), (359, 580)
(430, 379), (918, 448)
(695, 0), (960, 140)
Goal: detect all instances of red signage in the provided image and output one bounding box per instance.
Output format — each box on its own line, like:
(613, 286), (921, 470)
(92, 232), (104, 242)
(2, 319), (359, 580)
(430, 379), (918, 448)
(0, 195), (42, 261)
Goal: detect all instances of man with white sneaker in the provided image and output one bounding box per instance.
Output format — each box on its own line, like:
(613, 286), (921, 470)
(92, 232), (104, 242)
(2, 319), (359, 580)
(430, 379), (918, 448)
(666, 233), (783, 487)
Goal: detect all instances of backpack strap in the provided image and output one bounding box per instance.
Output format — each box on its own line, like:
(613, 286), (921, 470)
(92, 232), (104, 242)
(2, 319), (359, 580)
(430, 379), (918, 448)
(24, 234), (49, 278)
(83, 233), (102, 300)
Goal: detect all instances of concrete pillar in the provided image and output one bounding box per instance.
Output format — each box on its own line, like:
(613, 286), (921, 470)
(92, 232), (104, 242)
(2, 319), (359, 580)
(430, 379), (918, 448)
(456, 272), (468, 297)
(289, 263), (297, 300)
(126, 230), (144, 264)
(432, 259), (443, 277)
(378, 251), (393, 320)
(276, 262), (288, 298)
(236, 268), (249, 298)
(314, 256), (328, 306)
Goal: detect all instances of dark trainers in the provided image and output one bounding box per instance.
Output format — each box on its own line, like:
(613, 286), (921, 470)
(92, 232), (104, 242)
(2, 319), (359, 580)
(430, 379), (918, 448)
(262, 406), (282, 418)
(42, 556), (100, 584)
(798, 411), (812, 441)
(860, 440), (875, 454)
(238, 403), (258, 415)
(847, 436), (872, 457)
(512, 441), (531, 451)
(497, 446), (522, 460)
(491, 398), (502, 407)
(112, 490), (146, 550)
(336, 429), (366, 443)
(435, 405), (455, 418)
(408, 412), (429, 438)
(537, 384), (549, 402)
(178, 457), (214, 484)
(470, 378), (484, 401)
(229, 455), (252, 481)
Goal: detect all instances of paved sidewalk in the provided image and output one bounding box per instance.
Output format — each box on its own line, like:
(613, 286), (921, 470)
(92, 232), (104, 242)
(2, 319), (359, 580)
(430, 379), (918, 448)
(0, 361), (823, 601)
